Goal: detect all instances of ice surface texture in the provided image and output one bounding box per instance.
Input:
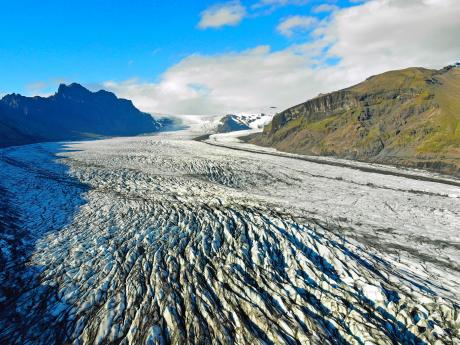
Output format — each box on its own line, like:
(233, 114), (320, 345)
(0, 133), (459, 344)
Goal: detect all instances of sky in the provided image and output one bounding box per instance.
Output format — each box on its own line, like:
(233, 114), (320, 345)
(1, 0), (459, 115)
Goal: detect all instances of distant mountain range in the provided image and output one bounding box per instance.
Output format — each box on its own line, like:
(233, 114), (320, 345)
(0, 83), (170, 148)
(252, 64), (460, 176)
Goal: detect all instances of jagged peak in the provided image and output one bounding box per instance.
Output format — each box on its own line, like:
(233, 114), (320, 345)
(58, 82), (87, 92)
(57, 83), (92, 98)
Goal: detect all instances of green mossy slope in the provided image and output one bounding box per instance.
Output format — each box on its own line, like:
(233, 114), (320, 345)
(253, 65), (460, 176)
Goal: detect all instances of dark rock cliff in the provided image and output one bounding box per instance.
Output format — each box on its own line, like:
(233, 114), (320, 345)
(268, 91), (358, 134)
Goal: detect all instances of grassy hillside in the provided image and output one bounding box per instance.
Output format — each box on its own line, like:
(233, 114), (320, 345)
(252, 65), (460, 176)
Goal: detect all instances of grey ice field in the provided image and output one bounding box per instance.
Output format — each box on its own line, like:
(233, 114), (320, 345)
(0, 127), (459, 344)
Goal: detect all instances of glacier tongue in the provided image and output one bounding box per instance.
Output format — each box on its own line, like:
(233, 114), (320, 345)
(0, 134), (459, 344)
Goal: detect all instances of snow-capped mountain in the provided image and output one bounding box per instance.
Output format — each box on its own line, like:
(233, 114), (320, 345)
(216, 113), (275, 133)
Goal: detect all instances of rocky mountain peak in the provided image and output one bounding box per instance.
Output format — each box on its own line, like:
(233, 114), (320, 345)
(0, 83), (169, 148)
(56, 83), (93, 99)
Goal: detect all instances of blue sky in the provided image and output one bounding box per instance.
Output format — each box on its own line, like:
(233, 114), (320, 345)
(1, 0), (459, 114)
(0, 0), (351, 94)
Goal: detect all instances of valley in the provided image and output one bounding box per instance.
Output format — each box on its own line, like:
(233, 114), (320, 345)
(0, 128), (459, 344)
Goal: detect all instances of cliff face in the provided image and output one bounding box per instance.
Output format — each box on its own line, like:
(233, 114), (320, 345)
(253, 65), (460, 176)
(267, 91), (358, 134)
(0, 83), (168, 148)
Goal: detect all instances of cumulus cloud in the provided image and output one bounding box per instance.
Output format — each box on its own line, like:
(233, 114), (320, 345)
(325, 0), (460, 78)
(104, 0), (460, 116)
(277, 16), (318, 37)
(102, 44), (334, 115)
(198, 1), (246, 29)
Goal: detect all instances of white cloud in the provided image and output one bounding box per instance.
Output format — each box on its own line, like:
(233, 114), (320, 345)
(102, 44), (333, 115)
(252, 0), (309, 9)
(104, 0), (460, 116)
(324, 0), (460, 78)
(251, 0), (309, 15)
(26, 81), (48, 93)
(25, 80), (65, 97)
(313, 4), (339, 13)
(277, 16), (318, 37)
(198, 1), (246, 29)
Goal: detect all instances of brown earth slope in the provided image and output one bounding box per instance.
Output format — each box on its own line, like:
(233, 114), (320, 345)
(252, 65), (460, 176)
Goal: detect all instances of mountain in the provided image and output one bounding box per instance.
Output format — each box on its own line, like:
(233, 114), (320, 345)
(216, 114), (251, 133)
(216, 113), (275, 133)
(251, 64), (460, 176)
(0, 83), (169, 148)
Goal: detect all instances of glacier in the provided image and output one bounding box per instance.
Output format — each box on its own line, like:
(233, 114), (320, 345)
(0, 128), (459, 344)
